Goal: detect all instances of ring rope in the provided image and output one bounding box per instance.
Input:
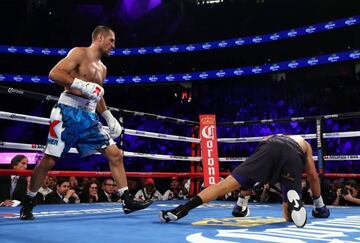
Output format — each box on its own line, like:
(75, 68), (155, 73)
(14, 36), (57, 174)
(0, 141), (201, 162)
(219, 155), (360, 162)
(218, 111), (360, 126)
(125, 128), (199, 143)
(0, 85), (199, 126)
(2, 111), (359, 162)
(0, 169), (359, 179)
(2, 86), (360, 129)
(1, 111), (359, 143)
(218, 131), (360, 143)
(0, 111), (200, 143)
(0, 141), (358, 162)
(0, 169), (204, 178)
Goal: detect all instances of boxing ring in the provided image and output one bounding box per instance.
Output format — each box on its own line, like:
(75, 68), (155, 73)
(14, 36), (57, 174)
(1, 86), (360, 242)
(1, 202), (360, 242)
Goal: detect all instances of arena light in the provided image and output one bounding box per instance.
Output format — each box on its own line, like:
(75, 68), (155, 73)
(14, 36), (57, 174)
(196, 0), (224, 5)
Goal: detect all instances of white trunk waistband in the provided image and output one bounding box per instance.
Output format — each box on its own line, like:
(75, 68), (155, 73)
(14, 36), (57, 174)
(58, 92), (97, 113)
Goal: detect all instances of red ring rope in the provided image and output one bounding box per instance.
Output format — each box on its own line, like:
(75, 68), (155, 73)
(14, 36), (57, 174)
(0, 169), (359, 178)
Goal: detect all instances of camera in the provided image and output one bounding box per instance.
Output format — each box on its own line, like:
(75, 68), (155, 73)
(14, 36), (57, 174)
(340, 188), (350, 196)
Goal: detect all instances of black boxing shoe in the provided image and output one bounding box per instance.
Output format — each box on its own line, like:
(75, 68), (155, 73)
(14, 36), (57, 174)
(20, 195), (35, 220)
(232, 205), (250, 217)
(121, 190), (153, 214)
(159, 205), (188, 223)
(287, 190), (307, 228)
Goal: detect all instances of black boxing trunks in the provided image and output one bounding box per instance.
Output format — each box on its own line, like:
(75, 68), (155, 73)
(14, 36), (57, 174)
(231, 135), (306, 198)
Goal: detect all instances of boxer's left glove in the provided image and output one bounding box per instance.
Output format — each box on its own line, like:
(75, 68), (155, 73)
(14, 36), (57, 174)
(101, 110), (122, 139)
(312, 205), (330, 218)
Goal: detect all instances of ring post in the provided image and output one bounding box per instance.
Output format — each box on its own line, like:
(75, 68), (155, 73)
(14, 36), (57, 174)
(199, 114), (220, 187)
(190, 126), (201, 196)
(316, 117), (325, 178)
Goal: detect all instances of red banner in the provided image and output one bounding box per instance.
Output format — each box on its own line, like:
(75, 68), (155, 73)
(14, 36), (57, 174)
(199, 114), (220, 187)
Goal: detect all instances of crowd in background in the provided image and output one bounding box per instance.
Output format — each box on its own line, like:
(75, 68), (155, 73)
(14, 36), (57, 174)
(0, 155), (193, 206)
(121, 76), (360, 174)
(1, 61), (360, 207)
(1, 75), (359, 174)
(1, 154), (359, 207)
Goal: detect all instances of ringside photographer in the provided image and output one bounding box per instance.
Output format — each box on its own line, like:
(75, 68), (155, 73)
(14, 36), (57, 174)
(333, 179), (360, 206)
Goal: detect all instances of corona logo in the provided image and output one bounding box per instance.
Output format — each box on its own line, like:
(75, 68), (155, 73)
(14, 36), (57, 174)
(201, 125), (214, 139)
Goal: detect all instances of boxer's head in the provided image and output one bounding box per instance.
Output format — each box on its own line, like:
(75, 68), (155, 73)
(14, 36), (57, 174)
(92, 25), (115, 57)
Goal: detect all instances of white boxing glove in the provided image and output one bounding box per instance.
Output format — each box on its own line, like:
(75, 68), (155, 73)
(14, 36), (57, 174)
(101, 110), (122, 138)
(70, 78), (104, 101)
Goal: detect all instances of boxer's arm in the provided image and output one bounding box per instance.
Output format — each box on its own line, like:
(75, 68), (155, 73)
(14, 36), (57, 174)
(96, 67), (107, 114)
(50, 49), (104, 100)
(97, 97), (107, 114)
(97, 68), (123, 139)
(304, 142), (321, 197)
(305, 142), (330, 217)
(282, 202), (291, 221)
(98, 97), (123, 138)
(49, 47), (85, 87)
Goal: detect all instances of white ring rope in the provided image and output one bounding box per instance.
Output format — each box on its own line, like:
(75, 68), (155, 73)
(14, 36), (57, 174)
(219, 155), (360, 162)
(0, 111), (49, 125)
(1, 111), (359, 144)
(218, 131), (360, 143)
(125, 129), (199, 143)
(0, 141), (358, 162)
(0, 141), (201, 161)
(0, 111), (200, 143)
(1, 111), (359, 162)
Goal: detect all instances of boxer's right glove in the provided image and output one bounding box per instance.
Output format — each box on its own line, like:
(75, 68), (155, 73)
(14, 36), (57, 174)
(70, 78), (104, 101)
(101, 110), (123, 139)
(312, 205), (330, 218)
(312, 195), (330, 218)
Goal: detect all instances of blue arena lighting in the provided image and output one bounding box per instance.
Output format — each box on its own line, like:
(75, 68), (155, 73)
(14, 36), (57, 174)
(0, 50), (359, 84)
(0, 15), (358, 56)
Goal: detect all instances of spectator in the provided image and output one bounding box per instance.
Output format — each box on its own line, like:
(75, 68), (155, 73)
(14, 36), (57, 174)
(69, 176), (81, 195)
(0, 155), (28, 207)
(45, 178), (80, 204)
(78, 177), (89, 193)
(320, 178), (336, 205)
(333, 179), (360, 206)
(48, 176), (58, 191)
(80, 180), (100, 203)
(301, 179), (313, 204)
(225, 188), (241, 201)
(36, 176), (53, 204)
(259, 183), (282, 203)
(135, 178), (162, 201)
(127, 179), (140, 196)
(162, 177), (188, 200)
(98, 178), (120, 202)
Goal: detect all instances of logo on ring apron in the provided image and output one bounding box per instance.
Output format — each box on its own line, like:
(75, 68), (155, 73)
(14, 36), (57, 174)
(199, 114), (220, 187)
